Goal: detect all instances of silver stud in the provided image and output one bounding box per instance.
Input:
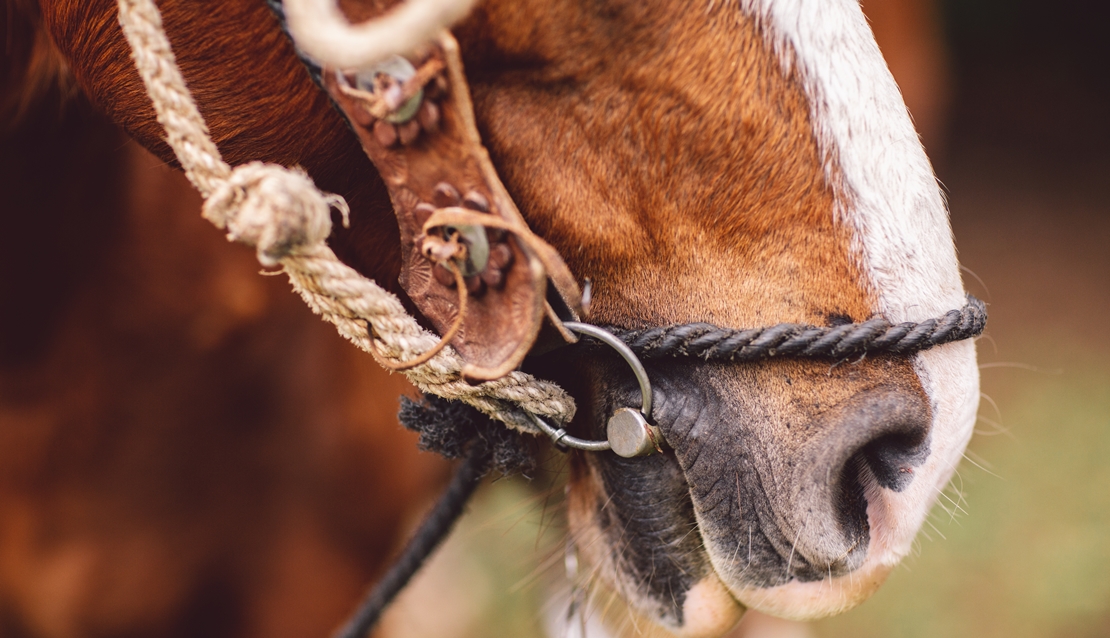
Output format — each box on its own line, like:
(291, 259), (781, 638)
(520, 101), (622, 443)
(354, 55), (424, 124)
(607, 408), (662, 458)
(444, 224), (489, 277)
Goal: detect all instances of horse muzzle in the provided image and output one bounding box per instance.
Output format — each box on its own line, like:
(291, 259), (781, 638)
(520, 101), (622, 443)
(564, 351), (935, 631)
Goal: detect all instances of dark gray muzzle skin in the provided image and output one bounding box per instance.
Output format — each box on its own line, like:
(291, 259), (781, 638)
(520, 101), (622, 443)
(552, 351), (932, 624)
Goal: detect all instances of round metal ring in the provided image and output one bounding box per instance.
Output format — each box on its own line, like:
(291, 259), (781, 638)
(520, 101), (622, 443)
(562, 321), (653, 419)
(528, 411), (611, 452)
(526, 321), (655, 454)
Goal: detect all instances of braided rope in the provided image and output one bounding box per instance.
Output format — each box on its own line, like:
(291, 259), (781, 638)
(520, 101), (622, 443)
(612, 294), (986, 361)
(115, 0), (574, 432)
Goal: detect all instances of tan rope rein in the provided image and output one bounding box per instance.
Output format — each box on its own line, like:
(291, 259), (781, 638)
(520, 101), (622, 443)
(114, 0), (575, 432)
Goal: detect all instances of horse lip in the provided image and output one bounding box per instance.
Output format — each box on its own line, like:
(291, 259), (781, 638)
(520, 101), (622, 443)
(672, 574), (746, 637)
(566, 359), (921, 626)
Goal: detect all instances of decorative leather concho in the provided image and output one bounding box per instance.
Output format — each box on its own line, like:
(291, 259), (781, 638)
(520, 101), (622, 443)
(322, 34), (582, 381)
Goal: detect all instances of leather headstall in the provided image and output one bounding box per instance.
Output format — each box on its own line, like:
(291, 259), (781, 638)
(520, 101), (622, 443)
(321, 33), (582, 381)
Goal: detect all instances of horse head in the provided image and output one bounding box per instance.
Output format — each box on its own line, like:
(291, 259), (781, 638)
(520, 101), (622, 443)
(440, 2), (979, 632)
(38, 0), (980, 635)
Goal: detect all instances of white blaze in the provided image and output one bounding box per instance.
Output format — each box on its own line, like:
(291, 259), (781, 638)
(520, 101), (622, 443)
(729, 0), (982, 617)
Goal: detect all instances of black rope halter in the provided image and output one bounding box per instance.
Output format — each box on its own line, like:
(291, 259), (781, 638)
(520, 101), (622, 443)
(613, 293), (986, 361)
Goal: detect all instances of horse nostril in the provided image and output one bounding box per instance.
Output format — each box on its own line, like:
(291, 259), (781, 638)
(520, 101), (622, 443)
(859, 428), (931, 492)
(786, 385), (932, 574)
(820, 386), (931, 519)
(814, 386), (931, 551)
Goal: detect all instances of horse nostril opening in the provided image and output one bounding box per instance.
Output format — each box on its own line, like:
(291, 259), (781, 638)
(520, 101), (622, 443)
(809, 386), (932, 565)
(834, 454), (871, 545)
(860, 429), (931, 492)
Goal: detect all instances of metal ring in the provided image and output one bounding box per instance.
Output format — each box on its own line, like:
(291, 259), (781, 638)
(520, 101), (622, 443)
(562, 322), (653, 419)
(528, 411), (611, 452)
(527, 321), (654, 453)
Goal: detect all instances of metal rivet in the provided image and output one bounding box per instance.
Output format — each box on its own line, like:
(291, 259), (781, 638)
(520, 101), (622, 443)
(432, 263), (456, 288)
(348, 101), (376, 128)
(481, 268), (504, 289)
(487, 243), (513, 270)
(397, 119), (421, 145)
(418, 101), (440, 133)
(373, 120), (398, 147)
(389, 92), (424, 124)
(355, 56), (424, 124)
(414, 202), (436, 226)
(432, 74), (449, 96)
(448, 224), (489, 276)
(607, 408), (662, 458)
(465, 275), (485, 295)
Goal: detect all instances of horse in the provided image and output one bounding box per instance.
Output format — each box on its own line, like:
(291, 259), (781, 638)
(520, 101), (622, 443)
(4, 0), (977, 636)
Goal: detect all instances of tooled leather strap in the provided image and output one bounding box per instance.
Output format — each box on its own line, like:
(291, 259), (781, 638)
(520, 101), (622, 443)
(321, 33), (581, 381)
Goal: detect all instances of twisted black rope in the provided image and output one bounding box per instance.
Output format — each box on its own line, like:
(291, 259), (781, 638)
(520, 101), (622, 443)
(333, 397), (534, 638)
(611, 294), (986, 361)
(333, 441), (489, 638)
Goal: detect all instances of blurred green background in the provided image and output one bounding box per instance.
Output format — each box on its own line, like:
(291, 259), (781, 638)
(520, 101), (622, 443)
(381, 1), (1110, 636)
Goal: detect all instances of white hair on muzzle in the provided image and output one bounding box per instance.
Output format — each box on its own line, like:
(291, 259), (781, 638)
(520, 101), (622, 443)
(283, 0), (479, 69)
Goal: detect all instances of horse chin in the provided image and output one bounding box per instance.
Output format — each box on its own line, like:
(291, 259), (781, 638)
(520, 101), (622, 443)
(566, 493), (746, 637)
(670, 575), (747, 638)
(719, 471), (923, 620)
(727, 561), (894, 621)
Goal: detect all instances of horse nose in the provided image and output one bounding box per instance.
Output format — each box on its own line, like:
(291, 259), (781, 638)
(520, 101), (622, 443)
(783, 384), (932, 572)
(857, 404), (933, 492)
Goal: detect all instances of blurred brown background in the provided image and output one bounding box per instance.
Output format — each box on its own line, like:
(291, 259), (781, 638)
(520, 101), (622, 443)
(3, 0), (1110, 637)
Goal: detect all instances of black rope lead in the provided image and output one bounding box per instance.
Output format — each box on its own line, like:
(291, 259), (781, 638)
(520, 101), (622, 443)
(611, 293), (986, 361)
(333, 441), (491, 638)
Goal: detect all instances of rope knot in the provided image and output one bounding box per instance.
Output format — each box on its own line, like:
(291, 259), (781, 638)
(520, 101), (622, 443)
(202, 162), (350, 267)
